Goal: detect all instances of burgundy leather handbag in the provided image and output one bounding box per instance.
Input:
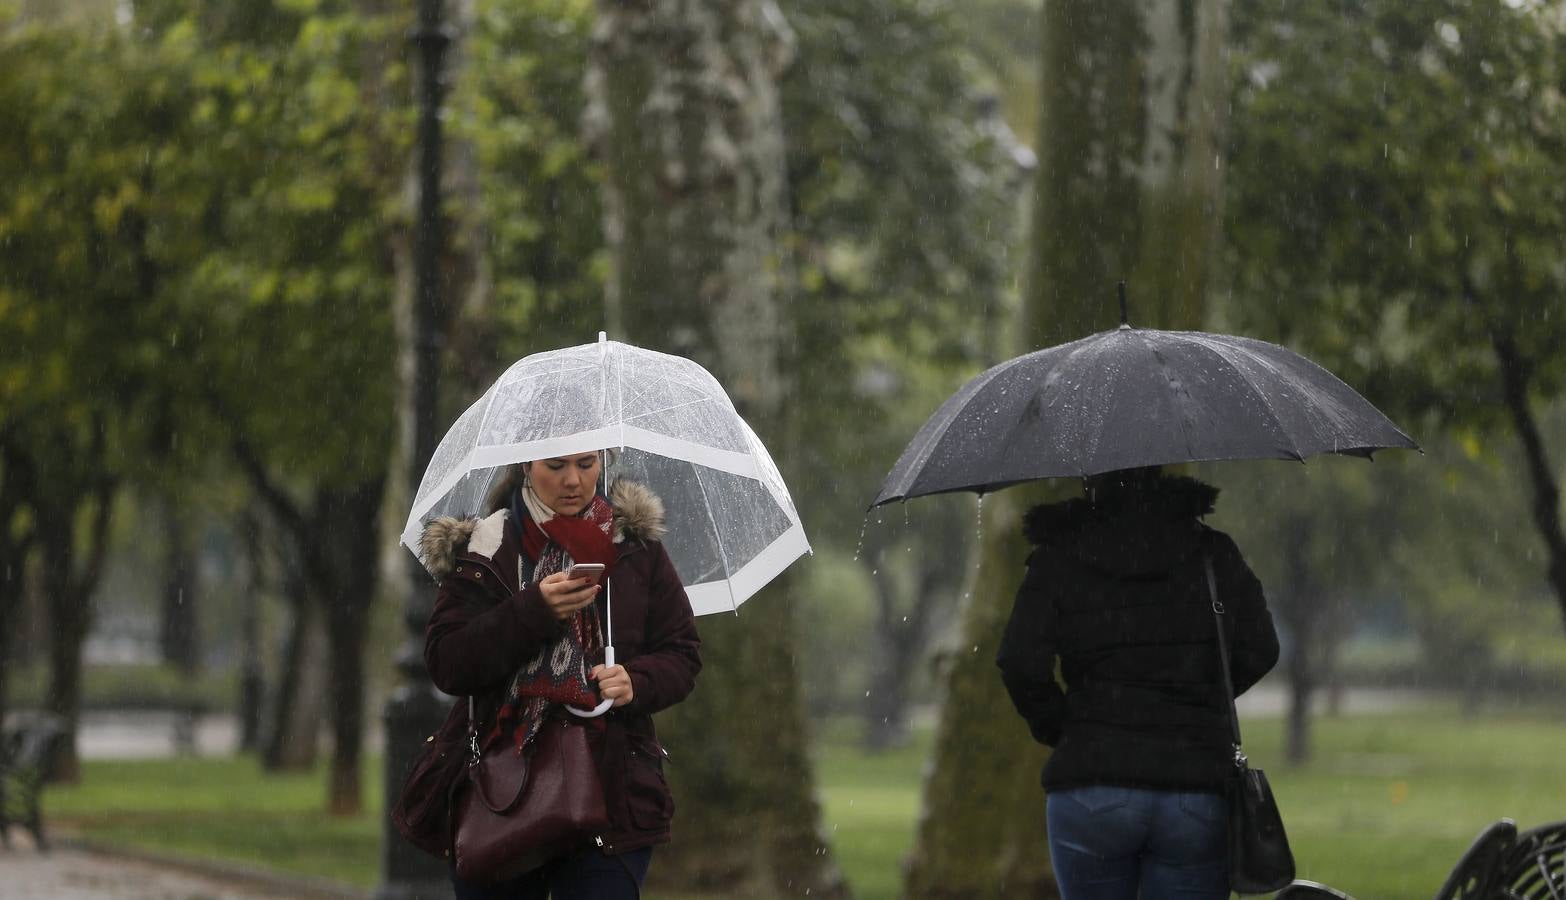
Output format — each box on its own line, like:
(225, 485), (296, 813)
(452, 706), (611, 882)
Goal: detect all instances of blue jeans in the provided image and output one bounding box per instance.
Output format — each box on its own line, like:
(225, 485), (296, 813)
(451, 846), (653, 900)
(1047, 785), (1228, 900)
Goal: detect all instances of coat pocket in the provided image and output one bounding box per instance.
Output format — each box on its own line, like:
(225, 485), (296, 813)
(625, 740), (674, 831)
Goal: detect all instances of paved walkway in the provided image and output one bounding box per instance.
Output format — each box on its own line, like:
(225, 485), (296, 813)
(0, 847), (306, 900)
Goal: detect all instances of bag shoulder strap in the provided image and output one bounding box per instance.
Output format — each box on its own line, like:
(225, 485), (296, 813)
(1202, 550), (1244, 750)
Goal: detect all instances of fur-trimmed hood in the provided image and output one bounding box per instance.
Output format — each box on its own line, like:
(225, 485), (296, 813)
(419, 478), (667, 580)
(1022, 474), (1218, 577)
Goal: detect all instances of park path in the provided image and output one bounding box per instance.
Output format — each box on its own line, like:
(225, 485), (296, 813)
(0, 846), (311, 900)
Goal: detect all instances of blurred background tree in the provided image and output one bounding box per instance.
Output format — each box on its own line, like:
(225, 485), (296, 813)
(1223, 0), (1566, 763)
(8, 0), (1566, 897)
(904, 2), (1229, 897)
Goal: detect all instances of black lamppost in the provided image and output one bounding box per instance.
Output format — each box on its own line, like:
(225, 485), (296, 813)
(376, 0), (452, 896)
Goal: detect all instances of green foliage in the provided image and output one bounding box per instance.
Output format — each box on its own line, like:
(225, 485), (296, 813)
(782, 0), (1024, 538)
(165, 7), (407, 481)
(1379, 416), (1566, 688)
(1222, 0), (1566, 702)
(1226, 0), (1566, 428)
(462, 0), (603, 365)
(0, 23), (186, 480)
(0, 4), (408, 484)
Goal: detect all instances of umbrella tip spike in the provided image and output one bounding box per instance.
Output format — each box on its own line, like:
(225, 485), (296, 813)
(1117, 281), (1129, 328)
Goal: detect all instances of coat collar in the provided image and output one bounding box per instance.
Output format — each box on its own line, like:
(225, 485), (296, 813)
(419, 478), (667, 580)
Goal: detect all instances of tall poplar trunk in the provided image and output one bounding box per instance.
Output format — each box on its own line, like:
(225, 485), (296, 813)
(587, 2), (846, 895)
(906, 2), (1229, 896)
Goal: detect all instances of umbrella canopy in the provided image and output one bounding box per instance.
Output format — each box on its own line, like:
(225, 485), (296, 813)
(401, 335), (808, 615)
(872, 324), (1419, 506)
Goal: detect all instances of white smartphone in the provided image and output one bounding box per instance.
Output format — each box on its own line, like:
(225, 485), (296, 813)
(566, 563), (606, 585)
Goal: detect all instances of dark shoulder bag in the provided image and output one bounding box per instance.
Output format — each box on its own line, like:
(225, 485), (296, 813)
(391, 722), (467, 859)
(1204, 553), (1296, 894)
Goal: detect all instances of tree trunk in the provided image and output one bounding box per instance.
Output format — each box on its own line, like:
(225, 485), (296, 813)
(37, 476), (114, 785)
(862, 524), (962, 752)
(1490, 324), (1566, 632)
(905, 490), (1054, 899)
(262, 576), (329, 771)
(864, 559), (917, 751)
(1028, 0), (1227, 335)
(316, 479), (386, 816)
(587, 2), (845, 895)
(159, 498), (201, 674)
(1278, 515), (1317, 766)
(0, 434), (35, 732)
(237, 510), (268, 753)
(908, 3), (1228, 896)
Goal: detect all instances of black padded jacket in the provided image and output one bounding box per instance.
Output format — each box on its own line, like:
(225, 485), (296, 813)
(996, 476), (1280, 793)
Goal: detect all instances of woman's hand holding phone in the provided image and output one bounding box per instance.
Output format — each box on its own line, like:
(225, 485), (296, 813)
(538, 570), (600, 621)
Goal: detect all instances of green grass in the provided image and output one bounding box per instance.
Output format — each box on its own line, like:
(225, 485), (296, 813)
(40, 704), (1566, 899)
(815, 722), (933, 900)
(1243, 703), (1566, 898)
(45, 756), (381, 886)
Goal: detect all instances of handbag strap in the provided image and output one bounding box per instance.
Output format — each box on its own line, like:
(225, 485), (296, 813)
(464, 695), (532, 813)
(1202, 551), (1246, 758)
(467, 697), (480, 765)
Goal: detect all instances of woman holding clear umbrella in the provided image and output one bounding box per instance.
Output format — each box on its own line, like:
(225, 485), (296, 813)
(391, 335), (809, 896)
(416, 450), (701, 899)
(997, 467), (1279, 899)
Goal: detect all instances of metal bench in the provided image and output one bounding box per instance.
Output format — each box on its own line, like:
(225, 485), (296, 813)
(1496, 819), (1566, 900)
(1434, 818), (1519, 900)
(1276, 879), (1357, 900)
(1274, 818), (1520, 900)
(0, 712), (67, 851)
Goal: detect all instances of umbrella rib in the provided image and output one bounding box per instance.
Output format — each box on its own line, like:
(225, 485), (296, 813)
(500, 361), (599, 386)
(690, 463), (739, 614)
(1190, 336), (1307, 460)
(617, 364), (692, 427)
(622, 395), (720, 422)
(1134, 330), (1206, 466)
(894, 354), (1038, 497)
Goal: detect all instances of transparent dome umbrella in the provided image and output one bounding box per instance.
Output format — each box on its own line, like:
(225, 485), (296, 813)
(871, 311), (1420, 507)
(401, 334), (810, 617)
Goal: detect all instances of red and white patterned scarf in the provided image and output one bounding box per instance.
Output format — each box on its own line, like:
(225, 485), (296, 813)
(489, 487), (617, 754)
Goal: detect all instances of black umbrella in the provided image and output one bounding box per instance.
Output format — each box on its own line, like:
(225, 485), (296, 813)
(872, 303), (1418, 507)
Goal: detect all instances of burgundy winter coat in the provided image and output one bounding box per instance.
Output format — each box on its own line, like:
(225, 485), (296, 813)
(409, 478), (701, 859)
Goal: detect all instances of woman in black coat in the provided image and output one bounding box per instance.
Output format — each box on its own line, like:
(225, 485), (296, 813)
(997, 468), (1279, 899)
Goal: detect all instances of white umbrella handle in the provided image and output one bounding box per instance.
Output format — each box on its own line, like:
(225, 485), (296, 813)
(570, 488), (616, 721)
(568, 646), (615, 718)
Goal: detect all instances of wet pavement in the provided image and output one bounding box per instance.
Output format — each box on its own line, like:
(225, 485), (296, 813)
(0, 845), (315, 900)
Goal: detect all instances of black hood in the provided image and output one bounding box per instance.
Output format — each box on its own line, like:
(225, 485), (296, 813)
(1022, 475), (1218, 577)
